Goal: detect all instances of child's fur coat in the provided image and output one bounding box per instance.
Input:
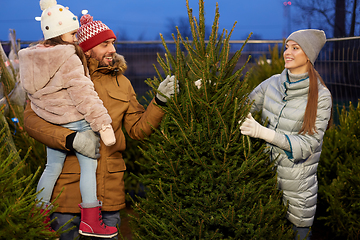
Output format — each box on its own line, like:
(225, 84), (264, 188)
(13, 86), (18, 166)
(19, 44), (111, 132)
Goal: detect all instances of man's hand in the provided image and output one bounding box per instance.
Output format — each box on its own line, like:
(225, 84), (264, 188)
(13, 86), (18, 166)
(194, 79), (212, 89)
(156, 75), (179, 103)
(239, 113), (275, 143)
(194, 79), (202, 89)
(72, 130), (101, 159)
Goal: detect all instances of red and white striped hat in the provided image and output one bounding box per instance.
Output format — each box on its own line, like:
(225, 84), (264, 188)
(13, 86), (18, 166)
(77, 14), (116, 52)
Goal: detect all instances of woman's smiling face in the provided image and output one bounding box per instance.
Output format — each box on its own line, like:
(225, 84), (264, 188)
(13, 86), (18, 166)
(283, 40), (309, 74)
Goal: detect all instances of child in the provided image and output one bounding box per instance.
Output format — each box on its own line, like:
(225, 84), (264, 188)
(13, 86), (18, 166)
(19, 0), (117, 238)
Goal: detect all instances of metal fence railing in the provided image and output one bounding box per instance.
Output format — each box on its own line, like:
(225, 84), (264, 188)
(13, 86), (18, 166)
(115, 38), (360, 108)
(316, 37), (360, 108)
(113, 40), (285, 98)
(1, 38), (359, 107)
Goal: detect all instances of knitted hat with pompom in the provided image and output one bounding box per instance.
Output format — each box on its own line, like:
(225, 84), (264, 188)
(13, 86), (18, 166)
(77, 14), (116, 52)
(39, 0), (79, 40)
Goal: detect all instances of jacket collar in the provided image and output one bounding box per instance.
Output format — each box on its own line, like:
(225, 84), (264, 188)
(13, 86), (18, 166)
(88, 53), (127, 76)
(280, 69), (309, 100)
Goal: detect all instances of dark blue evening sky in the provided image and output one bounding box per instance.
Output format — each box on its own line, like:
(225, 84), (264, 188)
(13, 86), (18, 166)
(0, 0), (302, 42)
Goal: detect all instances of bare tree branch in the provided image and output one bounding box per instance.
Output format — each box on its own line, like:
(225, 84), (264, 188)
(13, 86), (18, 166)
(291, 0), (360, 37)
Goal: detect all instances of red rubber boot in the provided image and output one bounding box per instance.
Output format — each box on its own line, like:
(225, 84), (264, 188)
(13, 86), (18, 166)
(78, 201), (118, 238)
(39, 207), (55, 232)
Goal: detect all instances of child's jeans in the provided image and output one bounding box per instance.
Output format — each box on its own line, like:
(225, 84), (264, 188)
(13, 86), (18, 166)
(36, 119), (98, 206)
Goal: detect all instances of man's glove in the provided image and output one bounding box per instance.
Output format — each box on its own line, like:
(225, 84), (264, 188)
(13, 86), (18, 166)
(194, 79), (202, 89)
(240, 113), (275, 143)
(72, 130), (101, 159)
(156, 75), (179, 103)
(194, 79), (212, 89)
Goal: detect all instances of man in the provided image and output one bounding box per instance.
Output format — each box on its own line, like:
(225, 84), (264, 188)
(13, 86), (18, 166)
(24, 14), (178, 239)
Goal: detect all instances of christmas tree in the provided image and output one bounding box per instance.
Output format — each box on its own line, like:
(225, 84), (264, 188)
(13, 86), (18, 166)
(0, 123), (60, 239)
(0, 30), (62, 239)
(317, 101), (360, 240)
(0, 30), (46, 176)
(128, 0), (293, 239)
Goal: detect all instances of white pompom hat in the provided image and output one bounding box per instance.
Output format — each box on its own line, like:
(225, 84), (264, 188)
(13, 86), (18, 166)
(39, 0), (79, 40)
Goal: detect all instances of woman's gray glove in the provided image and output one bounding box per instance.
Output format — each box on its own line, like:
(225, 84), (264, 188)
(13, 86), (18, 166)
(72, 130), (101, 159)
(156, 75), (179, 103)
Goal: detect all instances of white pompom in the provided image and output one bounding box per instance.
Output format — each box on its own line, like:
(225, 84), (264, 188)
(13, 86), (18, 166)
(40, 0), (58, 11)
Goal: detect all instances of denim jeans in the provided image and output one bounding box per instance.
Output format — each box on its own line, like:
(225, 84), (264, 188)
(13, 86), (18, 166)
(36, 119), (98, 205)
(51, 211), (121, 240)
(293, 225), (312, 240)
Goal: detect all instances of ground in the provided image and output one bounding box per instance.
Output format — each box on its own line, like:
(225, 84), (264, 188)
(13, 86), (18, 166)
(119, 205), (333, 240)
(119, 206), (134, 240)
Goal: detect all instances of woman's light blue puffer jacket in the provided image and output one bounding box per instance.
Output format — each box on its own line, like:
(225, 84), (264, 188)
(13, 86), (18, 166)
(249, 69), (332, 227)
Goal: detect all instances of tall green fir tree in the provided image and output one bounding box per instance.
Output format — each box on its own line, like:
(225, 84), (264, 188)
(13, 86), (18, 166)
(0, 30), (64, 240)
(128, 0), (293, 239)
(0, 124), (59, 240)
(317, 101), (360, 240)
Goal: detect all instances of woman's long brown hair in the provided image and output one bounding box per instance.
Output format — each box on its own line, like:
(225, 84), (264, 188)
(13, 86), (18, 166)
(41, 36), (88, 75)
(299, 61), (332, 135)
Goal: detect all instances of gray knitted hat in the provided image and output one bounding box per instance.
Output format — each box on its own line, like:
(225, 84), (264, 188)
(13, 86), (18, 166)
(285, 29), (326, 64)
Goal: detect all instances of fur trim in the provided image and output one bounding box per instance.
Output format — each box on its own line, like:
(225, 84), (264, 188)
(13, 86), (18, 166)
(87, 53), (127, 76)
(113, 54), (127, 74)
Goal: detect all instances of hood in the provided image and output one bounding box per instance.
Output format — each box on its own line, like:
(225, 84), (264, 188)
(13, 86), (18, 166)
(88, 53), (127, 76)
(19, 44), (75, 94)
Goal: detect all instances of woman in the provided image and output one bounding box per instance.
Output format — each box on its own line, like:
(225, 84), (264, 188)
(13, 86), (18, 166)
(240, 29), (332, 240)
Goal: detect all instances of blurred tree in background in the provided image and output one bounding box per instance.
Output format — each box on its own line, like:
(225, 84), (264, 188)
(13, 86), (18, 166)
(246, 43), (285, 92)
(292, 0), (359, 37)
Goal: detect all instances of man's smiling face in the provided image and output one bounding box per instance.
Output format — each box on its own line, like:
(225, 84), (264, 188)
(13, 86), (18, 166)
(85, 38), (116, 67)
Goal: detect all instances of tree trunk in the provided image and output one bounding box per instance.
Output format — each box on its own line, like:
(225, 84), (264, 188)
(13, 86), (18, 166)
(334, 0), (346, 37)
(350, 0), (357, 37)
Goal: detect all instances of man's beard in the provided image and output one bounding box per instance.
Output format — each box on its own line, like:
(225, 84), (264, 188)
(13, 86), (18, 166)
(89, 51), (114, 67)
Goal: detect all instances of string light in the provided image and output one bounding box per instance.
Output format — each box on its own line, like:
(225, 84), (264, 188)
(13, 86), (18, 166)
(283, 1), (292, 6)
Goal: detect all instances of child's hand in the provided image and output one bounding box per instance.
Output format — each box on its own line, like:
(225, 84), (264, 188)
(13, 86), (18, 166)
(99, 125), (116, 146)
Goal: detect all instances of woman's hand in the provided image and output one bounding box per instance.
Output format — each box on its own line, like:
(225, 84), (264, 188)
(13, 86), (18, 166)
(240, 113), (275, 143)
